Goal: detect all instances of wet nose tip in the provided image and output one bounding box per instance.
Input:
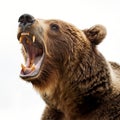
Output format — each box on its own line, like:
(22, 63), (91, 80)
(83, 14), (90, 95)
(18, 14), (35, 26)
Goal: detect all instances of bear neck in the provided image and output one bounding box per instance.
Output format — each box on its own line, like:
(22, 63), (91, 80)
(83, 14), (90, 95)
(32, 48), (113, 116)
(56, 50), (113, 115)
(64, 49), (112, 98)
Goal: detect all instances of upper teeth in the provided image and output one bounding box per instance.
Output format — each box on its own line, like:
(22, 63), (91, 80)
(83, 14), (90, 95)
(19, 32), (36, 43)
(19, 36), (23, 43)
(21, 32), (29, 36)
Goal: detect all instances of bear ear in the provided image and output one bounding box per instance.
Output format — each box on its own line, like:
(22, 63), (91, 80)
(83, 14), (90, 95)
(83, 25), (107, 45)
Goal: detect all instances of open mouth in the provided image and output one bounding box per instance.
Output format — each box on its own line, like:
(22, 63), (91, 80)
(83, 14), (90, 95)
(18, 32), (44, 79)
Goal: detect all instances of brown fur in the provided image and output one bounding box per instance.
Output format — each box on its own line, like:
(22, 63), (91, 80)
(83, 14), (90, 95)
(18, 17), (120, 120)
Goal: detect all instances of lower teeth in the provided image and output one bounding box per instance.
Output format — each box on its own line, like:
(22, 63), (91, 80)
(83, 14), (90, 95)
(21, 64), (35, 74)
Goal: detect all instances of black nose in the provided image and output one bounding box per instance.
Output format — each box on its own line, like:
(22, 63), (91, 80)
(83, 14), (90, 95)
(18, 14), (35, 28)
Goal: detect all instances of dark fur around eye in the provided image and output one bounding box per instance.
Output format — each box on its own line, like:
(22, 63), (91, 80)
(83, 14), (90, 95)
(50, 23), (59, 31)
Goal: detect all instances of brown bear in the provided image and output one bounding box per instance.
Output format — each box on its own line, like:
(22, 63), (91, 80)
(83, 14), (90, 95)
(17, 14), (120, 120)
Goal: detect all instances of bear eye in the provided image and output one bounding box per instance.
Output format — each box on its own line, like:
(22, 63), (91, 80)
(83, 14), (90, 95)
(50, 23), (59, 31)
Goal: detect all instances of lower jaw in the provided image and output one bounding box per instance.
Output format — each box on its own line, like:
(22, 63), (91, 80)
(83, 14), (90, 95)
(20, 70), (39, 80)
(20, 74), (38, 81)
(20, 54), (45, 80)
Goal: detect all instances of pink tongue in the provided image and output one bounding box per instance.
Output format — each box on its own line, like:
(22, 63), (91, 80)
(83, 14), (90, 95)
(26, 44), (43, 65)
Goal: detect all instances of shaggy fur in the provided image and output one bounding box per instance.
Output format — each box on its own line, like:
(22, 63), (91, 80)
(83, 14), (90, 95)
(17, 15), (120, 120)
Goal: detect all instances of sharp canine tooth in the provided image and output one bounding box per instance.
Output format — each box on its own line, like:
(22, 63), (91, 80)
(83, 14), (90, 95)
(21, 64), (26, 72)
(33, 35), (35, 43)
(19, 37), (23, 43)
(31, 64), (35, 71)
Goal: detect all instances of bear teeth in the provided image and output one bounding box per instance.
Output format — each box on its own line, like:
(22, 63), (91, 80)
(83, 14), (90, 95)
(19, 34), (36, 44)
(21, 32), (29, 36)
(32, 35), (36, 43)
(21, 64), (26, 71)
(19, 36), (23, 43)
(21, 63), (36, 74)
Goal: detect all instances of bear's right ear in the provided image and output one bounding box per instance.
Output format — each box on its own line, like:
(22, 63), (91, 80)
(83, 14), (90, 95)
(83, 25), (107, 45)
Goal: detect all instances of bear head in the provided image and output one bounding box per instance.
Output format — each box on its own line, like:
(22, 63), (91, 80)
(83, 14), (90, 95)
(17, 14), (109, 97)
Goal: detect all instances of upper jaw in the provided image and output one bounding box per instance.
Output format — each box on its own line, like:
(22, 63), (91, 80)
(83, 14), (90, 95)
(17, 30), (45, 81)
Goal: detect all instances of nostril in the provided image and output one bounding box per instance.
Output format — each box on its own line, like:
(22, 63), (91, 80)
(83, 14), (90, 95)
(18, 14), (35, 26)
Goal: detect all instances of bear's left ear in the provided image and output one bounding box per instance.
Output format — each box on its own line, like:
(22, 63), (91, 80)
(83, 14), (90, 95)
(83, 25), (107, 45)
